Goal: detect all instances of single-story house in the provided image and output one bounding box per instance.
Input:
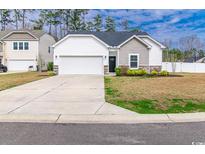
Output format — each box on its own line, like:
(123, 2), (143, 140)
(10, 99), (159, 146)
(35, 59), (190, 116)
(0, 30), (56, 71)
(52, 31), (166, 75)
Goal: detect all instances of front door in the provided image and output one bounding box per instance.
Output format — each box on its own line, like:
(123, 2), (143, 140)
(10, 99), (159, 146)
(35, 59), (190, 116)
(109, 56), (116, 72)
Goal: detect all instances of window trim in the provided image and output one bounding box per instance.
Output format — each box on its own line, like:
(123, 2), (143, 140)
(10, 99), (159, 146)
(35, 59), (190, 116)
(12, 41), (29, 51)
(13, 42), (18, 50)
(18, 42), (24, 50)
(24, 42), (29, 50)
(128, 53), (139, 69)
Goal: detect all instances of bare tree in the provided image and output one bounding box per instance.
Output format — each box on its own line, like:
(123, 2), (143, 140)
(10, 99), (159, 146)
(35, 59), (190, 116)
(179, 35), (204, 51)
(179, 35), (204, 62)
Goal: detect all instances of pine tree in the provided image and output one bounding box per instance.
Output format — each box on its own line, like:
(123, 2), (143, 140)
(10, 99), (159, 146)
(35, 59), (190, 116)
(93, 14), (102, 31)
(86, 21), (94, 31)
(105, 16), (115, 32)
(13, 9), (21, 29)
(19, 9), (35, 29)
(121, 19), (128, 31)
(0, 9), (13, 31)
(38, 10), (54, 34)
(68, 9), (88, 31)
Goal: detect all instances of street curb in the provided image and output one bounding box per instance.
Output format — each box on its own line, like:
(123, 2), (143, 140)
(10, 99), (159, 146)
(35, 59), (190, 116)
(0, 113), (205, 124)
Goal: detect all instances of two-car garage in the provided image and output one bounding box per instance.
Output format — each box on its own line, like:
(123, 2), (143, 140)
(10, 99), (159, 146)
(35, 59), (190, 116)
(58, 56), (104, 75)
(53, 35), (109, 75)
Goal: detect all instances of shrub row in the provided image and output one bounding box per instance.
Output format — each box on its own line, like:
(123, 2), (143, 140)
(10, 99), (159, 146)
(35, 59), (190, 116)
(115, 67), (169, 76)
(127, 69), (147, 76)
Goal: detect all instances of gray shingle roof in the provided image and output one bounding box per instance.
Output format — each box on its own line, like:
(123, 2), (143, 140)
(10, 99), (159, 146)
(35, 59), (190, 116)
(67, 31), (149, 46)
(0, 29), (46, 40)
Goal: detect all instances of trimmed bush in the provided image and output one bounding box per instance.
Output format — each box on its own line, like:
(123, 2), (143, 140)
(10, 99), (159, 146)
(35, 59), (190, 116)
(127, 69), (147, 76)
(160, 70), (169, 76)
(137, 69), (147, 76)
(47, 62), (53, 71)
(151, 70), (158, 76)
(115, 67), (121, 76)
(127, 69), (135, 76)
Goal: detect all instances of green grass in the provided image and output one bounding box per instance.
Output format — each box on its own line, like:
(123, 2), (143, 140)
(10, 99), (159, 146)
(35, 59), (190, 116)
(110, 99), (205, 114)
(104, 76), (205, 114)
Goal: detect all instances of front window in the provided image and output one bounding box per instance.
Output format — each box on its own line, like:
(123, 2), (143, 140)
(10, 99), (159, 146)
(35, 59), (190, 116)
(19, 42), (23, 50)
(24, 42), (29, 50)
(13, 42), (18, 50)
(129, 54), (139, 69)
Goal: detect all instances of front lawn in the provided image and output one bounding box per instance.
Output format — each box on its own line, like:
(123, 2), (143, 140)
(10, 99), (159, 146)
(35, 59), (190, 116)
(105, 74), (205, 114)
(0, 72), (55, 91)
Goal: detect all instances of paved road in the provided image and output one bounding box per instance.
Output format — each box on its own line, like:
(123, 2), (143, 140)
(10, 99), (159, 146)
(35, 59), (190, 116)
(0, 122), (205, 144)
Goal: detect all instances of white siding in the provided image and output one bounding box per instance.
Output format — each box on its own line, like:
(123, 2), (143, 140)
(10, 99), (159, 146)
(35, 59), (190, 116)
(141, 37), (162, 66)
(4, 40), (38, 60)
(53, 36), (109, 66)
(39, 33), (56, 70)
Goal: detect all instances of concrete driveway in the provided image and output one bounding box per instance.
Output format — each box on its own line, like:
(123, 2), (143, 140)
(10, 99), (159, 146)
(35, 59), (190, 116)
(0, 75), (134, 116)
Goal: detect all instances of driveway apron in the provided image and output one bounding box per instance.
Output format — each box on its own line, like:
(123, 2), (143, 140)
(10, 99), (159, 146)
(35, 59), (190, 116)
(0, 75), (105, 115)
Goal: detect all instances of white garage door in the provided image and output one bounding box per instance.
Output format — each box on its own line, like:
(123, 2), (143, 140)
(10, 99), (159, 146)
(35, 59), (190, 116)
(7, 60), (37, 71)
(59, 56), (103, 75)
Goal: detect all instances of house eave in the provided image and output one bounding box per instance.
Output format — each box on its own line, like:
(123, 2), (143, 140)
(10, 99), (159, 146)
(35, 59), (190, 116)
(117, 35), (152, 49)
(138, 35), (166, 49)
(1, 31), (39, 41)
(52, 34), (110, 48)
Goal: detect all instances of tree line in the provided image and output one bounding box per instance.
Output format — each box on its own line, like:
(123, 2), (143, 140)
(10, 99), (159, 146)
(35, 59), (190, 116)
(0, 9), (138, 40)
(163, 35), (205, 62)
(1, 9), (204, 60)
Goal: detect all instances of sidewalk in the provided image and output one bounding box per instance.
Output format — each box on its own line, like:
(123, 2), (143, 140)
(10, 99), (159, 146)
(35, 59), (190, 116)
(0, 111), (205, 124)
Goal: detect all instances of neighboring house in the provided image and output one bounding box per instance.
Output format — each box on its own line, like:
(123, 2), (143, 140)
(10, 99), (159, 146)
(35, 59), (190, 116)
(0, 30), (56, 71)
(196, 57), (205, 63)
(184, 56), (205, 63)
(52, 31), (166, 75)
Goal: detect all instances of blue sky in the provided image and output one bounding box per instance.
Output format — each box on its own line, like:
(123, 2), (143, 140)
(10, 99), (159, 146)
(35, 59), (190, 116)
(85, 9), (205, 47)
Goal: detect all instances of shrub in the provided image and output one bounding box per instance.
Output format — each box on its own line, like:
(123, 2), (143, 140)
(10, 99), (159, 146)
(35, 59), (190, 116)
(137, 69), (147, 76)
(47, 62), (53, 71)
(127, 69), (147, 76)
(160, 70), (169, 76)
(127, 69), (135, 76)
(48, 71), (55, 76)
(115, 67), (121, 76)
(151, 70), (158, 76)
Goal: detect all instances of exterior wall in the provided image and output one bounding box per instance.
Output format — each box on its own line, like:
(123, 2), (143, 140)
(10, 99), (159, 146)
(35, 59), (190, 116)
(104, 65), (109, 74)
(0, 43), (3, 57)
(54, 36), (109, 66)
(3, 40), (38, 64)
(3, 32), (36, 40)
(39, 33), (56, 70)
(0, 43), (2, 53)
(119, 38), (149, 67)
(141, 37), (162, 66)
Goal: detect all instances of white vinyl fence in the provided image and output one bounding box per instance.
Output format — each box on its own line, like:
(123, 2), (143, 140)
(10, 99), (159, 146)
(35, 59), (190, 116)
(162, 62), (205, 73)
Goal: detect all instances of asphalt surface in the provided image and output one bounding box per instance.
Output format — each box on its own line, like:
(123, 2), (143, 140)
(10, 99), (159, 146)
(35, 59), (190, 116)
(0, 122), (205, 144)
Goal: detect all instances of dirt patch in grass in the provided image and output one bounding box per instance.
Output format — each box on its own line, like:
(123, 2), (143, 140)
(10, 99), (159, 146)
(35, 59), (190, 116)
(0, 72), (54, 91)
(105, 73), (205, 113)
